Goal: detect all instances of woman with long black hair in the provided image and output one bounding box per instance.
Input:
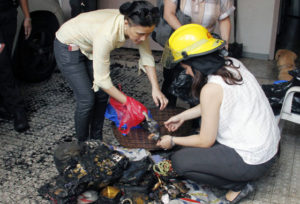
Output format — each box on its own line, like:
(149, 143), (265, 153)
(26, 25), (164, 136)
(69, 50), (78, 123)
(157, 24), (280, 204)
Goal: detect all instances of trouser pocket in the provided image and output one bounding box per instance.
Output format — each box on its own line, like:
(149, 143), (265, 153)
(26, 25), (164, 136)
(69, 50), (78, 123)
(54, 38), (83, 67)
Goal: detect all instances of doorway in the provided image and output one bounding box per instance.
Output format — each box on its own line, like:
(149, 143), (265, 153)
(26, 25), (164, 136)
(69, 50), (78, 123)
(276, 0), (300, 63)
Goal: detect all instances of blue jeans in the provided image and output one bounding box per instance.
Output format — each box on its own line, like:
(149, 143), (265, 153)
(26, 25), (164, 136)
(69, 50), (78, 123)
(54, 38), (108, 141)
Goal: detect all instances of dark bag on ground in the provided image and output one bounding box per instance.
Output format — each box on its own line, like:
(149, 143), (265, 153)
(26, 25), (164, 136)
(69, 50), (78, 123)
(151, 0), (191, 47)
(229, 42), (243, 58)
(262, 69), (300, 115)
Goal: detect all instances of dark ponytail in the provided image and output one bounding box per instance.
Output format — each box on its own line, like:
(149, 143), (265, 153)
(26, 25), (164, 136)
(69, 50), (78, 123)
(119, 1), (160, 27)
(190, 59), (243, 99)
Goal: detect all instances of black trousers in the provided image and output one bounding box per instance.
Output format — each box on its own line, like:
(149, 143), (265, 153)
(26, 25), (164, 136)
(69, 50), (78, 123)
(171, 143), (277, 191)
(69, 0), (97, 18)
(0, 8), (25, 114)
(161, 67), (177, 107)
(54, 38), (108, 142)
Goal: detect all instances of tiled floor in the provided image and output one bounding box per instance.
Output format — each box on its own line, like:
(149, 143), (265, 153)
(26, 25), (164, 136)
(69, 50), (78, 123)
(0, 48), (299, 203)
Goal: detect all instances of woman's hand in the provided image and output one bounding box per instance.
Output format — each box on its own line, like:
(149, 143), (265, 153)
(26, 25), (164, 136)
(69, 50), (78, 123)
(152, 88), (168, 110)
(157, 135), (173, 150)
(164, 115), (184, 132)
(20, 0), (31, 39)
(23, 17), (32, 39)
(143, 65), (169, 110)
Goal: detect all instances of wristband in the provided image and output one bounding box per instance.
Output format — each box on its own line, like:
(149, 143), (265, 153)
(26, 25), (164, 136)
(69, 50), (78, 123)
(170, 136), (175, 147)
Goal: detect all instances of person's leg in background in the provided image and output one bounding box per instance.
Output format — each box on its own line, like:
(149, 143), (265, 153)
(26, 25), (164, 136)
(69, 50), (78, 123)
(69, 0), (81, 18)
(86, 60), (109, 141)
(161, 67), (177, 107)
(69, 0), (97, 18)
(54, 39), (94, 142)
(0, 8), (29, 132)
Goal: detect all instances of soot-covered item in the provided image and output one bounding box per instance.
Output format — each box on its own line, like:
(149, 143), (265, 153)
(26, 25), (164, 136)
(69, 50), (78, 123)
(262, 69), (300, 115)
(48, 140), (129, 202)
(169, 68), (200, 106)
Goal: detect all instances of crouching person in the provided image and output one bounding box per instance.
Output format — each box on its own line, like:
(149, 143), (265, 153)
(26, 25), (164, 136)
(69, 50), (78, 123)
(157, 24), (280, 203)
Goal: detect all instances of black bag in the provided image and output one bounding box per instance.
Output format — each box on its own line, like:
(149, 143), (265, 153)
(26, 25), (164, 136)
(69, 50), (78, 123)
(262, 69), (300, 115)
(228, 0), (243, 58)
(169, 66), (200, 106)
(151, 0), (191, 47)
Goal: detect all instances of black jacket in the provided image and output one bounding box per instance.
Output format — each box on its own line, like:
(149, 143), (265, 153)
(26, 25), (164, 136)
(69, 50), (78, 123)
(0, 0), (19, 11)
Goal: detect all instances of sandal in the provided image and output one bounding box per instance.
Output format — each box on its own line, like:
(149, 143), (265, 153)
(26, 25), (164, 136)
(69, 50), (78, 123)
(226, 183), (254, 204)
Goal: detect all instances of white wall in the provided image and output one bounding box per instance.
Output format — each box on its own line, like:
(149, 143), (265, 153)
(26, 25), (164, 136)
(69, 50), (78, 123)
(97, 0), (281, 60)
(237, 0), (280, 59)
(97, 0), (163, 50)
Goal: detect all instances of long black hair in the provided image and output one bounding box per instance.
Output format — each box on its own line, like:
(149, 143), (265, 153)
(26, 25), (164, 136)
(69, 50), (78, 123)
(190, 58), (243, 99)
(119, 1), (160, 27)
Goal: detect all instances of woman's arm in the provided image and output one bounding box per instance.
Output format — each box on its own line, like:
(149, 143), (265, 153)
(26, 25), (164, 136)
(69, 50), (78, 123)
(158, 83), (223, 149)
(20, 0), (31, 39)
(219, 16), (231, 50)
(138, 39), (168, 110)
(164, 104), (201, 132)
(102, 86), (127, 104)
(92, 35), (129, 105)
(144, 65), (168, 110)
(163, 0), (182, 30)
(165, 104), (202, 125)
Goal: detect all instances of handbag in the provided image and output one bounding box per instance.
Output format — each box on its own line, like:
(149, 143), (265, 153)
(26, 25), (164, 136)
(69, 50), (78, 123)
(151, 0), (191, 47)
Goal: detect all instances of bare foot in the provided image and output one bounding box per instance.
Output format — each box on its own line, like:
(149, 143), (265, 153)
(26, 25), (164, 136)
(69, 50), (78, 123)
(225, 190), (241, 201)
(225, 184), (254, 203)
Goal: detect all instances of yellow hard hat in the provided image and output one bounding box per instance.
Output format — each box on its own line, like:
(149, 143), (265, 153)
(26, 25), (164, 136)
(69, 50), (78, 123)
(168, 24), (225, 63)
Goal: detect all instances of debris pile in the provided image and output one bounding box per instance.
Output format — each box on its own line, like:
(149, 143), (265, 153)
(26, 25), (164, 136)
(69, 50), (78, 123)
(38, 140), (225, 204)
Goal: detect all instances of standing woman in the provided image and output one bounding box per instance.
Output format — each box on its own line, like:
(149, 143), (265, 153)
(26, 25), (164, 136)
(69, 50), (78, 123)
(163, 0), (234, 48)
(157, 24), (280, 203)
(162, 0), (235, 106)
(54, 1), (168, 142)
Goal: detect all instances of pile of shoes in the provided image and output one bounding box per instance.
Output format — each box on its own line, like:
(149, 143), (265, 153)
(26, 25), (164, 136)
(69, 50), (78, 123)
(262, 69), (300, 115)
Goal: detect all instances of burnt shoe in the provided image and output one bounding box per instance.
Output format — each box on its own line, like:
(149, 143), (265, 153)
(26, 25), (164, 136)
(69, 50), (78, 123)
(13, 110), (29, 132)
(227, 183), (254, 204)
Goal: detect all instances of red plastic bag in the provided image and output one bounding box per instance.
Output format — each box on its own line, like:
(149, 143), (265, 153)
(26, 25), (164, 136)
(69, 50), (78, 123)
(110, 96), (147, 134)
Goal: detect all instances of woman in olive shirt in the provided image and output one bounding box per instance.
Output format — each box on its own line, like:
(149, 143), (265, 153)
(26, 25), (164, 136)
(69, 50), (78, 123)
(54, 1), (168, 142)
